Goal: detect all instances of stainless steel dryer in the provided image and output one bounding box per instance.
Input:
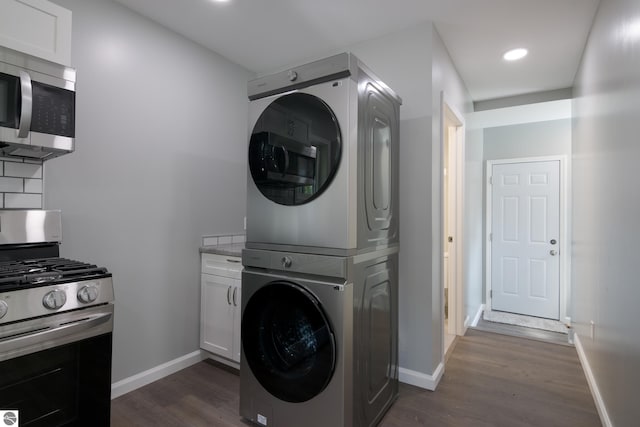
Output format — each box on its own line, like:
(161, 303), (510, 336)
(246, 53), (401, 255)
(240, 248), (399, 427)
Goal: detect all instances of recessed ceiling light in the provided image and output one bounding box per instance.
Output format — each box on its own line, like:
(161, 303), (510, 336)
(503, 48), (528, 61)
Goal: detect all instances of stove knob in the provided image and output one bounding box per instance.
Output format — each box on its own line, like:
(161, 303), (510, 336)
(0, 300), (7, 319)
(43, 290), (67, 310)
(77, 285), (99, 304)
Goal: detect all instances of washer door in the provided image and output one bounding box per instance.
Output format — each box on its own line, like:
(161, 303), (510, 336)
(242, 281), (336, 403)
(248, 93), (342, 206)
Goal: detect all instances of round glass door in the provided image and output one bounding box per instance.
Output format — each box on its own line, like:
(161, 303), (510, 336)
(242, 282), (336, 403)
(249, 93), (342, 206)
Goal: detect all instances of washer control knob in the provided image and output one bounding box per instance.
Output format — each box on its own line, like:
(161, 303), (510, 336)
(77, 284), (99, 304)
(288, 70), (298, 82)
(43, 289), (67, 310)
(281, 256), (292, 268)
(0, 300), (7, 319)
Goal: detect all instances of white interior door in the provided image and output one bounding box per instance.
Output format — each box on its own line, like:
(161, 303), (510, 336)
(491, 160), (560, 320)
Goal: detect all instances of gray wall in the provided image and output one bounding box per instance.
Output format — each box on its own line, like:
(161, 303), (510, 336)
(46, 0), (250, 382)
(348, 23), (472, 380)
(572, 0), (640, 425)
(484, 119), (571, 161)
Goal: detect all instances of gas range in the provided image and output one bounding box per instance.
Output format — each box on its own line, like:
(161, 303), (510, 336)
(0, 256), (114, 324)
(0, 210), (114, 426)
(0, 215), (114, 326)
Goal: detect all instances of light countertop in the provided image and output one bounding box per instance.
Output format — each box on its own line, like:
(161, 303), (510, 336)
(199, 243), (244, 257)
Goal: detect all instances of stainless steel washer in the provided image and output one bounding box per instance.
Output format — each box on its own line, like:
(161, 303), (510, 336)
(240, 248), (398, 427)
(246, 53), (401, 255)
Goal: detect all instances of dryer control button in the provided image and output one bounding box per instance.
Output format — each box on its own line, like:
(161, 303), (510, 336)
(281, 256), (292, 268)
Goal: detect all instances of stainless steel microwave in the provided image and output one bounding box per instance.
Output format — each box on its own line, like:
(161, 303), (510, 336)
(0, 46), (76, 160)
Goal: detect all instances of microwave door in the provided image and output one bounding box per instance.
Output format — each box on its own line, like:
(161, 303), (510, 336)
(0, 73), (18, 140)
(0, 70), (31, 145)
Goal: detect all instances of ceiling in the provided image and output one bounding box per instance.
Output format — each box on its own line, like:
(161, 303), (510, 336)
(113, 0), (600, 101)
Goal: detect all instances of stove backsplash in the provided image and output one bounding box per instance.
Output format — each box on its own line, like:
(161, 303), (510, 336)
(0, 159), (43, 209)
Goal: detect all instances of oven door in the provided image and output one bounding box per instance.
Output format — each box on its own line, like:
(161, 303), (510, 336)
(0, 304), (113, 427)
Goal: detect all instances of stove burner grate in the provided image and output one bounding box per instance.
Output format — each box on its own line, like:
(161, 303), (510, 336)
(0, 257), (110, 290)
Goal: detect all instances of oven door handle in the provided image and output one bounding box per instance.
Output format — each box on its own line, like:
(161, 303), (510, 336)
(17, 71), (33, 138)
(0, 311), (112, 361)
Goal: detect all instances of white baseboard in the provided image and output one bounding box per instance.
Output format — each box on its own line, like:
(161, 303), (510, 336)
(471, 304), (485, 327)
(574, 333), (612, 427)
(111, 350), (205, 399)
(399, 362), (444, 391)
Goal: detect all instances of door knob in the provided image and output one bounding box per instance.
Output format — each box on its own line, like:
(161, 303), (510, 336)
(550, 250), (557, 256)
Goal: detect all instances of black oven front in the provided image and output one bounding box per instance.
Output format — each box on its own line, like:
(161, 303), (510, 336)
(0, 304), (113, 427)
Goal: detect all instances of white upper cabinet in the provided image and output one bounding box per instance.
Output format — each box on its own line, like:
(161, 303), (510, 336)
(0, 0), (72, 66)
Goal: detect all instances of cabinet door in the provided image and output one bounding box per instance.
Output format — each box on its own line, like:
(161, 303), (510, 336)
(232, 280), (241, 363)
(0, 0), (72, 66)
(200, 273), (235, 359)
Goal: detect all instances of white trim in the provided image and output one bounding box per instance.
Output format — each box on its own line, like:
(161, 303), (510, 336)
(485, 155), (571, 323)
(463, 315), (470, 329)
(399, 363), (445, 391)
(440, 91), (467, 359)
(111, 350), (205, 399)
(574, 334), (613, 427)
(471, 304), (485, 327)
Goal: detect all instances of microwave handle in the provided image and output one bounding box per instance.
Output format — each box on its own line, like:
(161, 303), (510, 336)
(17, 71), (33, 138)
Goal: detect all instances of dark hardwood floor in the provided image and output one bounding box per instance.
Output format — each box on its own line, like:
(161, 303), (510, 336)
(111, 329), (600, 427)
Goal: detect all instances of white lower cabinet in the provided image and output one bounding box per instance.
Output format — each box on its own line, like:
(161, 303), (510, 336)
(200, 254), (242, 364)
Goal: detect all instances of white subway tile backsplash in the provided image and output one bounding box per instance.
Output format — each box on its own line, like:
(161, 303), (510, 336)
(0, 177), (24, 193)
(202, 234), (245, 247)
(218, 236), (232, 244)
(232, 235), (246, 244)
(24, 179), (43, 193)
(0, 160), (43, 208)
(202, 236), (218, 246)
(5, 193), (42, 209)
(4, 162), (42, 179)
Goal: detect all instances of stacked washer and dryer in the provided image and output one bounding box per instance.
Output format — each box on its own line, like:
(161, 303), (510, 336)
(240, 53), (401, 427)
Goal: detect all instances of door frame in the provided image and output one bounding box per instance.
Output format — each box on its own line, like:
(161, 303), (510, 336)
(485, 155), (571, 324)
(440, 92), (466, 356)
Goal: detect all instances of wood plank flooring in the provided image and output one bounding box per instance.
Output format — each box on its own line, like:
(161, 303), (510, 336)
(111, 329), (600, 427)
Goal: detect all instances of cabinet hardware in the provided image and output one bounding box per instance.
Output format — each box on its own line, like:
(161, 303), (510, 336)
(227, 286), (231, 305)
(232, 287), (238, 306)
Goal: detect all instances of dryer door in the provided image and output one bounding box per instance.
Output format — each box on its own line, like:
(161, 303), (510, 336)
(248, 93), (342, 206)
(242, 281), (336, 403)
